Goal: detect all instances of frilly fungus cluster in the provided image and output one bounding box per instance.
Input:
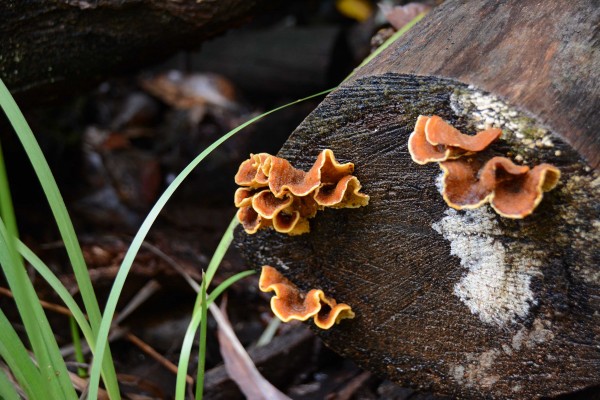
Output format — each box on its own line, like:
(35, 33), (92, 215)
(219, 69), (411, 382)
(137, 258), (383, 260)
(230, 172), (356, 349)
(235, 149), (369, 235)
(409, 115), (560, 218)
(259, 266), (355, 329)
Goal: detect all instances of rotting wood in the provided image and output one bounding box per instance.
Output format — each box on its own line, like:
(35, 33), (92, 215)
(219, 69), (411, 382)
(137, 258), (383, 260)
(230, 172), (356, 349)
(235, 1), (600, 398)
(0, 0), (267, 106)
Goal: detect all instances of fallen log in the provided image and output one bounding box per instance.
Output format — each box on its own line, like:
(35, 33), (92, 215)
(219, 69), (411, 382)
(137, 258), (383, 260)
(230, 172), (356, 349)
(235, 1), (600, 398)
(187, 25), (353, 97)
(0, 0), (267, 106)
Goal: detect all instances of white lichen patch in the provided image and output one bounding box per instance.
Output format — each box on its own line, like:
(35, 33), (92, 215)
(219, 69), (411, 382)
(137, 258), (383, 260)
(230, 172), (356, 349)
(273, 256), (290, 271)
(432, 207), (542, 326)
(451, 349), (501, 388)
(511, 319), (554, 351)
(450, 88), (556, 166)
(451, 319), (554, 389)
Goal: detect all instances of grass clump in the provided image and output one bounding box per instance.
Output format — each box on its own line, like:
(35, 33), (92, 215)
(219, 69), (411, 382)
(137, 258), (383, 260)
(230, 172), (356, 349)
(0, 77), (331, 399)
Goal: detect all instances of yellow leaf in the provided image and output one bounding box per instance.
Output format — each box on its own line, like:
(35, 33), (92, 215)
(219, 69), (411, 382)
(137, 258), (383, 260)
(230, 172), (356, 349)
(336, 0), (374, 22)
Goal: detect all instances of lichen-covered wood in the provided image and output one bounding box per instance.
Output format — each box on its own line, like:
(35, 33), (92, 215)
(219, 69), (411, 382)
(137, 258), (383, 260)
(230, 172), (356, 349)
(236, 0), (600, 399)
(0, 0), (267, 105)
(352, 0), (600, 170)
(236, 1), (599, 398)
(236, 74), (600, 399)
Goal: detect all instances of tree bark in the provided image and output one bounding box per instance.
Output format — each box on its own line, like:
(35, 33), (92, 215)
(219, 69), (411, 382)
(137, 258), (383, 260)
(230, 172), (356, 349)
(235, 1), (600, 399)
(0, 0), (267, 106)
(351, 0), (600, 170)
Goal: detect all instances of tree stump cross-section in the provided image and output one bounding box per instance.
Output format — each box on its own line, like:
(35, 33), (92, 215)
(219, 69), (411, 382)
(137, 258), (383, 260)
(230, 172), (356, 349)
(236, 1), (600, 398)
(236, 75), (599, 399)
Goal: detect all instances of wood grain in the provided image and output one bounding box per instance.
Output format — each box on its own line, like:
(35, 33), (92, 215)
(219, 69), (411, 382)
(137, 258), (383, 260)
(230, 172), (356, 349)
(236, 74), (600, 398)
(233, 1), (600, 397)
(351, 0), (600, 169)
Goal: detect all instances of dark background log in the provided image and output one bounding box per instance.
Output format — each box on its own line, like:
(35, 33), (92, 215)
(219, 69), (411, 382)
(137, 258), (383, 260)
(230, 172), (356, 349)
(186, 25), (354, 97)
(236, 1), (600, 399)
(0, 0), (267, 106)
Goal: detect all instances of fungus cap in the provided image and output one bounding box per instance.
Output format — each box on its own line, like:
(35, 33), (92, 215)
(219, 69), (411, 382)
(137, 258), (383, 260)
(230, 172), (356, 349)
(491, 163), (561, 218)
(439, 158), (495, 209)
(265, 149), (355, 198)
(314, 175), (370, 208)
(409, 115), (559, 219)
(408, 115), (501, 165)
(237, 206), (264, 234)
(234, 187), (255, 208)
(251, 190), (294, 219)
(234, 150), (368, 235)
(440, 156), (531, 210)
(259, 266), (355, 329)
(314, 149), (355, 184)
(408, 116), (465, 164)
(439, 156), (559, 218)
(234, 153), (270, 188)
(425, 115), (502, 151)
(272, 211), (310, 236)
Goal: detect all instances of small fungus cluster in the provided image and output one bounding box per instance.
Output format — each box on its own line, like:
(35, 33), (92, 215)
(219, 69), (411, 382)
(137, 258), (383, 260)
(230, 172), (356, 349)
(409, 115), (560, 218)
(234, 149), (369, 235)
(259, 266), (355, 329)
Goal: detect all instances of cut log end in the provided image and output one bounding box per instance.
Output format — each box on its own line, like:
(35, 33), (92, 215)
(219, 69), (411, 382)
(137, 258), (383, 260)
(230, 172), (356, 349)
(235, 74), (600, 399)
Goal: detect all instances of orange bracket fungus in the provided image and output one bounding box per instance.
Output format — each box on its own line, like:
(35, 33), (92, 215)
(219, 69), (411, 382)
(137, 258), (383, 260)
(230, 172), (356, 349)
(259, 266), (355, 329)
(409, 115), (560, 218)
(234, 149), (369, 235)
(440, 157), (561, 218)
(408, 115), (501, 164)
(490, 162), (561, 218)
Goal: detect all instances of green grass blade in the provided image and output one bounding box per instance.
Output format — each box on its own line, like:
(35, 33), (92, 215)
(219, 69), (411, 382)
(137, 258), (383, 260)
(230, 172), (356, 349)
(206, 270), (255, 305)
(177, 216), (249, 398)
(205, 218), (238, 286)
(194, 277), (208, 400)
(70, 317), (87, 378)
(0, 141), (18, 240)
(0, 364), (21, 400)
(0, 309), (46, 400)
(256, 318), (281, 348)
(16, 240), (93, 342)
(16, 239), (125, 393)
(345, 12), (426, 81)
(0, 80), (99, 322)
(0, 221), (76, 399)
(87, 88), (334, 400)
(0, 79), (120, 399)
(176, 290), (203, 400)
(175, 270), (255, 400)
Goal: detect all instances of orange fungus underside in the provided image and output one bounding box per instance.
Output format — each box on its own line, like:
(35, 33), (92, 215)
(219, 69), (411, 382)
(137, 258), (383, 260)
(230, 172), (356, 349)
(259, 266), (355, 329)
(410, 115), (560, 219)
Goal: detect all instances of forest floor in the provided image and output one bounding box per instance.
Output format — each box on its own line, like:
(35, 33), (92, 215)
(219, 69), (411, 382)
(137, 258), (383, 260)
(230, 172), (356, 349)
(0, 3), (447, 399)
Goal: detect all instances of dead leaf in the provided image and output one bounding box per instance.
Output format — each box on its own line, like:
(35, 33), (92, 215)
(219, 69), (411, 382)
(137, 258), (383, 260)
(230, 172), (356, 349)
(378, 2), (431, 30)
(211, 301), (291, 400)
(140, 70), (237, 111)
